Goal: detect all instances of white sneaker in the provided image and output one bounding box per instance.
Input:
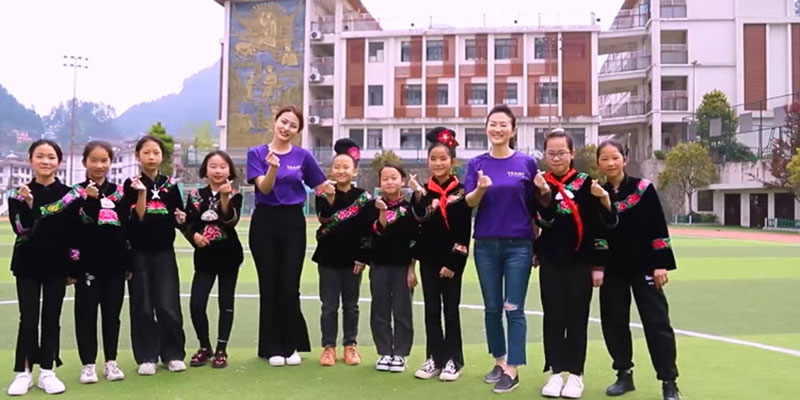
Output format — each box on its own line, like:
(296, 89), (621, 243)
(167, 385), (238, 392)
(104, 361), (125, 381)
(167, 360), (187, 372)
(439, 359), (462, 381)
(37, 369), (66, 395)
(137, 363), (157, 376)
(375, 355), (392, 371)
(7, 371), (32, 396)
(541, 372), (565, 398)
(286, 351), (302, 366)
(561, 374), (585, 399)
(414, 358), (440, 379)
(79, 364), (98, 384)
(389, 356), (406, 373)
(268, 356), (286, 367)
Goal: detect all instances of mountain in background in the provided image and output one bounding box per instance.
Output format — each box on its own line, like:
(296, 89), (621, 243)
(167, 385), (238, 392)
(116, 60), (220, 139)
(0, 84), (43, 133)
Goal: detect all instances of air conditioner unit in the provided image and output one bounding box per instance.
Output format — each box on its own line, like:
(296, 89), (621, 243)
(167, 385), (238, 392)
(310, 30), (323, 40)
(309, 72), (322, 82)
(308, 115), (321, 125)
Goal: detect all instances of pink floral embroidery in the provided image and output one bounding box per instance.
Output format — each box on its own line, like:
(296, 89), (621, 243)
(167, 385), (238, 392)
(62, 192), (76, 205)
(70, 249), (80, 261)
(652, 238), (671, 250)
(202, 225), (223, 241)
(618, 202), (628, 211)
(386, 210), (397, 223)
(571, 177), (585, 190)
(628, 193), (641, 204)
(638, 179), (651, 191)
(336, 205), (358, 220)
(98, 209), (119, 225)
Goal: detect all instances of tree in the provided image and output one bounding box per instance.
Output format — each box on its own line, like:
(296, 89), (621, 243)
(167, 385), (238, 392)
(42, 100), (119, 144)
(788, 148), (800, 189)
(769, 101), (800, 202)
(370, 150), (402, 173)
(658, 142), (717, 214)
(695, 89), (755, 161)
(193, 121), (216, 151)
(573, 144), (602, 180)
(147, 122), (175, 176)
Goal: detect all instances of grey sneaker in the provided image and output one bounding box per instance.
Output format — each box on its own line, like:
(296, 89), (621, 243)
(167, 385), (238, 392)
(493, 373), (519, 394)
(484, 365), (505, 384)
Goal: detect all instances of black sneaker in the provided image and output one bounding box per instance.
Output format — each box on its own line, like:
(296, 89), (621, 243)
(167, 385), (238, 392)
(492, 373), (519, 394)
(662, 381), (680, 400)
(606, 369), (635, 396)
(484, 365), (504, 384)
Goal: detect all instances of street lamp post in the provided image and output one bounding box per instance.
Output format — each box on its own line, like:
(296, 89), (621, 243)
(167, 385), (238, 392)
(62, 55), (89, 185)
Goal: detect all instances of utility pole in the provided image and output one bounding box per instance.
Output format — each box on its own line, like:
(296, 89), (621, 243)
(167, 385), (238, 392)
(62, 55), (89, 185)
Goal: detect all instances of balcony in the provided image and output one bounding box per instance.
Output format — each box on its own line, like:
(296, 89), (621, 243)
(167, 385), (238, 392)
(600, 53), (651, 74)
(309, 99), (334, 119)
(310, 16), (335, 34)
(342, 13), (381, 32)
(662, 90), (688, 111)
(609, 9), (649, 30)
(661, 44), (688, 64)
(310, 56), (334, 75)
(601, 96), (647, 118)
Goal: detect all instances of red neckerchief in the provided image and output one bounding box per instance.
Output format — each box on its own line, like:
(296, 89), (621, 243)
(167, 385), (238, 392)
(427, 176), (459, 230)
(545, 168), (583, 250)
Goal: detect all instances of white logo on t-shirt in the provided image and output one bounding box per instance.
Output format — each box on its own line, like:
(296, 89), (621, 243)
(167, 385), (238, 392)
(507, 171), (527, 179)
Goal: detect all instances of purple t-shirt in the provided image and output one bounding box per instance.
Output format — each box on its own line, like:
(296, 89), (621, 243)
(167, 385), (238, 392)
(246, 145), (327, 206)
(464, 151), (538, 239)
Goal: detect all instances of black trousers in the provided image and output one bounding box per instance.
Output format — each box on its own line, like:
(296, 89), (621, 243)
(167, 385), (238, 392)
(600, 272), (679, 381)
(539, 262), (593, 375)
(14, 276), (66, 372)
(128, 249), (186, 364)
(318, 265), (362, 348)
(369, 265), (413, 357)
(74, 273), (125, 365)
(249, 205), (310, 358)
(420, 263), (464, 369)
(190, 268), (239, 352)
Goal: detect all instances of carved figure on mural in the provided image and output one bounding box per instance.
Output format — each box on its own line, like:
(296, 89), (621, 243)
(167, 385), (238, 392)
(233, 2), (298, 58)
(261, 65), (279, 102)
(281, 45), (299, 67)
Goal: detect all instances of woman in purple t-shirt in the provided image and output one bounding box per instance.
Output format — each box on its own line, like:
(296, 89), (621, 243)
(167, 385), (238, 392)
(464, 105), (542, 394)
(246, 106), (333, 366)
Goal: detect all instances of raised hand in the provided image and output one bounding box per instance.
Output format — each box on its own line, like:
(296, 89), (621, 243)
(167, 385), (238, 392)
(477, 170), (493, 190)
(130, 177), (146, 192)
(534, 170), (550, 195)
(86, 182), (100, 199)
(174, 209), (187, 225)
(219, 180), (233, 197)
(375, 196), (387, 211)
(408, 174), (426, 196)
(265, 151), (280, 168)
(18, 185), (33, 207)
(590, 179), (609, 199)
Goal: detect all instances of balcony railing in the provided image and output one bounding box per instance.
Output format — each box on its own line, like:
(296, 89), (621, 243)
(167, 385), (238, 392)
(662, 90), (688, 111)
(600, 53), (651, 74)
(310, 16), (335, 34)
(342, 13), (381, 32)
(609, 9), (650, 30)
(311, 57), (334, 75)
(309, 99), (334, 119)
(661, 44), (688, 64)
(600, 96), (646, 118)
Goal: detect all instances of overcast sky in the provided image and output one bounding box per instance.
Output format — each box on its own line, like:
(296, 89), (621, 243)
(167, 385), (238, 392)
(0, 0), (621, 116)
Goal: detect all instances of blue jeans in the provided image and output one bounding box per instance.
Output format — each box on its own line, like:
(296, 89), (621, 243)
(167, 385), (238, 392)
(474, 238), (533, 366)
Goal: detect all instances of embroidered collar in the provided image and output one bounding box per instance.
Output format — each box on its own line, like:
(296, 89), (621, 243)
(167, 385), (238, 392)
(613, 177), (651, 213)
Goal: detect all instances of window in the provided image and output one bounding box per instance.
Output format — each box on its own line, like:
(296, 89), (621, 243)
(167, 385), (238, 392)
(13, 168), (18, 173)
(465, 39), (486, 60)
(661, 1), (687, 18)
(368, 41), (384, 62)
(400, 128), (422, 149)
(426, 40), (444, 61)
(403, 85), (422, 106)
(349, 128), (364, 150)
(502, 83), (518, 105)
(537, 82), (558, 104)
(465, 128), (487, 149)
(401, 41), (411, 62)
(535, 128), (547, 152)
(565, 128), (586, 149)
(367, 129), (383, 149)
(697, 190), (714, 212)
(775, 193), (796, 220)
(495, 38), (517, 60)
(534, 37), (556, 59)
(467, 83), (487, 105)
(368, 85), (383, 106)
(437, 84), (448, 105)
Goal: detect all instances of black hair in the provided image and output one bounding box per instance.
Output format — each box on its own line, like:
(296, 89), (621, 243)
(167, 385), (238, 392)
(426, 126), (457, 158)
(596, 139), (626, 161)
(82, 140), (114, 162)
(199, 150), (237, 181)
(275, 105), (304, 132)
(378, 161), (406, 179)
(28, 139), (63, 162)
(135, 135), (166, 155)
(333, 138), (360, 166)
(544, 128), (575, 168)
(485, 104), (517, 149)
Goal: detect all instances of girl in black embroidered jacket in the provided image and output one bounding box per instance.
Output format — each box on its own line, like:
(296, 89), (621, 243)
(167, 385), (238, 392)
(184, 151), (244, 370)
(71, 141), (131, 384)
(122, 135), (187, 375)
(409, 127), (472, 382)
(533, 130), (617, 398)
(356, 162), (419, 374)
(6, 140), (81, 395)
(596, 140), (680, 400)
(313, 139), (372, 367)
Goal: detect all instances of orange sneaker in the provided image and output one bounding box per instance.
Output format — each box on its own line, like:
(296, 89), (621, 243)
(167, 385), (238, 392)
(320, 347), (336, 366)
(343, 345), (361, 366)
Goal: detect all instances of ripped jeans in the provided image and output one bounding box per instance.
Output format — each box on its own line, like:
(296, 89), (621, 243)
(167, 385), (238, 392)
(474, 238), (533, 366)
